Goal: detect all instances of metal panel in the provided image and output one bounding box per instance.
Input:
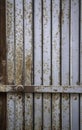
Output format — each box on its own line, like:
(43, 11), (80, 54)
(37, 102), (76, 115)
(14, 0), (23, 129)
(61, 0), (70, 129)
(52, 0), (60, 129)
(6, 0), (15, 130)
(24, 0), (33, 129)
(5, 0), (82, 130)
(43, 0), (51, 129)
(34, 0), (42, 129)
(70, 0), (80, 130)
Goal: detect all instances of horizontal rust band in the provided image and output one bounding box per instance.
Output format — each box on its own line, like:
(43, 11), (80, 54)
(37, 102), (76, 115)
(0, 85), (82, 93)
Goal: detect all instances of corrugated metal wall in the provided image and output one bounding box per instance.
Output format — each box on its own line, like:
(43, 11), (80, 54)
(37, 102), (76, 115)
(6, 0), (82, 130)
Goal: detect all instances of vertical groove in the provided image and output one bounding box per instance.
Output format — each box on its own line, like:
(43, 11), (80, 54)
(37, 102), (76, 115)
(79, 94), (80, 130)
(32, 0), (34, 129)
(14, 0), (16, 84)
(5, 0), (7, 84)
(69, 0), (71, 86)
(51, 0), (52, 129)
(14, 0), (15, 129)
(60, 0), (62, 129)
(69, 94), (71, 130)
(50, 0), (52, 86)
(79, 0), (81, 129)
(60, 0), (62, 86)
(69, 0), (71, 129)
(60, 94), (62, 130)
(42, 0), (43, 129)
(70, 0), (72, 86)
(41, 0), (43, 86)
(23, 0), (25, 86)
(32, 0), (34, 86)
(79, 0), (81, 84)
(23, 0), (25, 129)
(69, 0), (71, 128)
(51, 93), (52, 130)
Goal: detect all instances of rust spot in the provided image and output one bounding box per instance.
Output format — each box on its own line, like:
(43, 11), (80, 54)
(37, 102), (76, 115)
(74, 96), (77, 100)
(25, 54), (32, 85)
(27, 95), (30, 99)
(18, 95), (22, 99)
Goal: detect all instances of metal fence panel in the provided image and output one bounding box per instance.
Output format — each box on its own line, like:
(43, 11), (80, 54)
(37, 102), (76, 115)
(5, 0), (82, 130)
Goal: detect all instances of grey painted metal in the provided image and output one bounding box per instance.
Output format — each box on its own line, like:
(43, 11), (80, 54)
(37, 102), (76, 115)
(6, 0), (15, 130)
(70, 0), (79, 130)
(14, 0), (24, 129)
(43, 0), (51, 129)
(6, 0), (82, 130)
(34, 0), (42, 129)
(61, 0), (70, 129)
(52, 0), (60, 129)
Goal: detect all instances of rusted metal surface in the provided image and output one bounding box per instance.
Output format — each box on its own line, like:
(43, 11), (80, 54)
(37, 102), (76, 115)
(52, 0), (60, 129)
(43, 0), (51, 129)
(6, 0), (15, 129)
(34, 0), (42, 129)
(24, 0), (33, 129)
(6, 0), (14, 85)
(7, 93), (15, 130)
(4, 0), (82, 130)
(61, 0), (70, 129)
(1, 85), (82, 93)
(14, 0), (24, 129)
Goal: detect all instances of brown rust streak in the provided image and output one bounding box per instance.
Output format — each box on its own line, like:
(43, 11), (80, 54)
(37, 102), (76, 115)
(0, 0), (7, 84)
(6, 0), (14, 85)
(15, 46), (23, 84)
(25, 54), (32, 85)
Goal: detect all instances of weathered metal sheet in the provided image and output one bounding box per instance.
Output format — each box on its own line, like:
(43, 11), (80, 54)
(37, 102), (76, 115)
(70, 0), (80, 130)
(5, 0), (82, 130)
(24, 0), (33, 129)
(14, 0), (23, 129)
(7, 94), (15, 130)
(14, 93), (23, 130)
(52, 0), (60, 129)
(61, 0), (70, 129)
(1, 85), (82, 93)
(34, 0), (42, 129)
(6, 0), (15, 130)
(43, 0), (51, 129)
(6, 0), (14, 85)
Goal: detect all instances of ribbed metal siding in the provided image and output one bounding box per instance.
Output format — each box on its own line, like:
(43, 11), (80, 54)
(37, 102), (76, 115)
(6, 0), (82, 130)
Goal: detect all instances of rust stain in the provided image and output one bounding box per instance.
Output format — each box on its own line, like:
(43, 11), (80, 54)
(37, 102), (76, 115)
(74, 96), (77, 100)
(15, 46), (23, 84)
(25, 54), (32, 85)
(6, 1), (13, 37)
